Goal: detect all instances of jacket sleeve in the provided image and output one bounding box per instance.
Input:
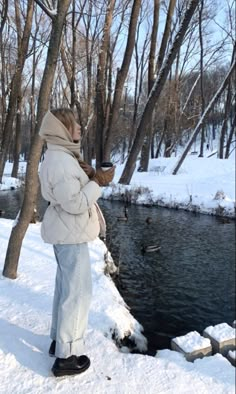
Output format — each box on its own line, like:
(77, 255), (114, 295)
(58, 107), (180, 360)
(52, 172), (101, 215)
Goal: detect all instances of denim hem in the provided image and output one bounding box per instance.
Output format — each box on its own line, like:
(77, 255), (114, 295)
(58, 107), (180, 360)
(55, 338), (85, 358)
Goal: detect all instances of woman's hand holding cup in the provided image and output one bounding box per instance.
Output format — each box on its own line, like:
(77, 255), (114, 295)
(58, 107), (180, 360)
(92, 162), (115, 186)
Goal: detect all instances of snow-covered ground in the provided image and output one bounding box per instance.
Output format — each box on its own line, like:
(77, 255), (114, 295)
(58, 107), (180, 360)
(103, 155), (235, 218)
(0, 219), (235, 393)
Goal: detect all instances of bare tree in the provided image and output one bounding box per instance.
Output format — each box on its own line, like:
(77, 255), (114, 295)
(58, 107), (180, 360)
(172, 54), (236, 175)
(156, 0), (176, 73)
(218, 79), (232, 158)
(3, 0), (72, 279)
(0, 0), (8, 141)
(139, 0), (159, 171)
(0, 0), (34, 182)
(103, 0), (142, 160)
(119, 0), (200, 185)
(225, 111), (236, 159)
(95, 0), (116, 168)
(198, 0), (206, 157)
(128, 3), (151, 155)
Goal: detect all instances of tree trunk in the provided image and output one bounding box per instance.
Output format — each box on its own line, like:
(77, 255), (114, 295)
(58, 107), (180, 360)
(139, 0), (160, 171)
(225, 112), (236, 159)
(218, 80), (232, 158)
(156, 0), (176, 73)
(198, 0), (205, 158)
(155, 132), (164, 158)
(0, 0), (34, 182)
(0, 0), (8, 144)
(11, 92), (22, 178)
(95, 0), (115, 168)
(103, 0), (141, 160)
(3, 0), (72, 279)
(172, 59), (236, 175)
(218, 43), (236, 158)
(119, 0), (199, 185)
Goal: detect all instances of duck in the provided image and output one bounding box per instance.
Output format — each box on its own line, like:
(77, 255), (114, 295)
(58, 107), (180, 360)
(117, 206), (128, 222)
(117, 212), (128, 222)
(141, 244), (161, 254)
(0, 209), (5, 216)
(145, 217), (152, 224)
(217, 217), (231, 224)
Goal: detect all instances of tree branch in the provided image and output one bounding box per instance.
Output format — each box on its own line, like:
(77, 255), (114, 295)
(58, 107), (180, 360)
(34, 0), (56, 19)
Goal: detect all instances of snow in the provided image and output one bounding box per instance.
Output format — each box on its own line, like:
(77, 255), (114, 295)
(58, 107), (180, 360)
(104, 155), (235, 217)
(228, 350), (236, 360)
(0, 219), (235, 393)
(172, 331), (211, 353)
(204, 323), (236, 342)
(0, 176), (21, 191)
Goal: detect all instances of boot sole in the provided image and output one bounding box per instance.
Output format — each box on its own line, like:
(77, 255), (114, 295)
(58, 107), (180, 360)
(52, 359), (90, 377)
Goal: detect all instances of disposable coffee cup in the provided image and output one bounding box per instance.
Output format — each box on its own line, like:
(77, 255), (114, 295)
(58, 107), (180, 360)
(101, 161), (113, 171)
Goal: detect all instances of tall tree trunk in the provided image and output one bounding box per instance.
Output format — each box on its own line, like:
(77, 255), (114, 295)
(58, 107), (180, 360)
(95, 0), (115, 168)
(30, 36), (36, 146)
(218, 44), (236, 158)
(218, 80), (232, 158)
(3, 0), (72, 279)
(11, 91), (22, 178)
(225, 112), (236, 159)
(172, 59), (236, 175)
(198, 0), (205, 157)
(103, 0), (141, 160)
(119, 0), (199, 185)
(0, 0), (34, 182)
(155, 132), (164, 158)
(156, 0), (176, 73)
(0, 0), (8, 143)
(139, 0), (160, 171)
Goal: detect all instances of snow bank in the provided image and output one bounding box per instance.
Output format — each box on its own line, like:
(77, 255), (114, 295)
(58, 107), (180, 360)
(104, 156), (235, 218)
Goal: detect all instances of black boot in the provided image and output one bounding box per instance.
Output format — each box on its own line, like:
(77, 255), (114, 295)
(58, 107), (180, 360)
(49, 340), (56, 357)
(52, 355), (90, 377)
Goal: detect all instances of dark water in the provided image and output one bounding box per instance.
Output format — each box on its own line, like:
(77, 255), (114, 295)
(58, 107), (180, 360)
(0, 187), (47, 221)
(98, 200), (236, 353)
(1, 189), (235, 353)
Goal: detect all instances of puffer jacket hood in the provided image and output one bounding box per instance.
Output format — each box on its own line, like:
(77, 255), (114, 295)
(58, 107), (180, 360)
(39, 110), (72, 142)
(39, 111), (81, 159)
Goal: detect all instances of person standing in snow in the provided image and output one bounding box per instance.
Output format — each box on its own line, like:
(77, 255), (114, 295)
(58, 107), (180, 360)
(39, 108), (115, 377)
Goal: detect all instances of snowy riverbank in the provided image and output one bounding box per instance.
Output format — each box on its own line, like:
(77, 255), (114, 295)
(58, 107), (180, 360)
(1, 153), (235, 218)
(103, 155), (235, 218)
(0, 219), (235, 393)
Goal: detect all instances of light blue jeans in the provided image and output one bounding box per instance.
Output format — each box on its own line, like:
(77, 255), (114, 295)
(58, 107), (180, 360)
(51, 243), (92, 358)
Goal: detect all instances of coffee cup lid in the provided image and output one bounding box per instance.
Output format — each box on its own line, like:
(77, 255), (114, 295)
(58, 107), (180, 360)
(101, 161), (113, 167)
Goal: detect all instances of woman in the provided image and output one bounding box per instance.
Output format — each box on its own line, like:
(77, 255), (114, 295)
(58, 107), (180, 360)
(39, 108), (115, 377)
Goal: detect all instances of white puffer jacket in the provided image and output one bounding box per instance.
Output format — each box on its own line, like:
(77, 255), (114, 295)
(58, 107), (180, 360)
(39, 113), (101, 245)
